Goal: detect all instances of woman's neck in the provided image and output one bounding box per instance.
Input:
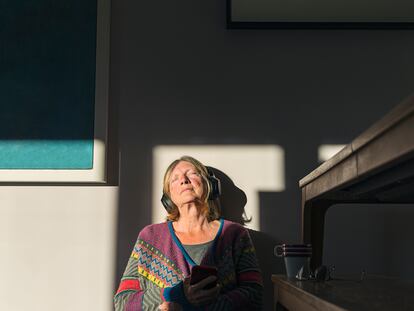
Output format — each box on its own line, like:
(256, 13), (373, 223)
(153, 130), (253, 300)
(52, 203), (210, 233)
(175, 203), (209, 233)
(173, 203), (220, 244)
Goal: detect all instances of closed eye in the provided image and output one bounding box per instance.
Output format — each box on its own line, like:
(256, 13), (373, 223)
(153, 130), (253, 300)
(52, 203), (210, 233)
(187, 171), (200, 178)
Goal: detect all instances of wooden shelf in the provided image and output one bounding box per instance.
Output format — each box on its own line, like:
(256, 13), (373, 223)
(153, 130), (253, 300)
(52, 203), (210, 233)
(272, 274), (414, 311)
(299, 94), (414, 268)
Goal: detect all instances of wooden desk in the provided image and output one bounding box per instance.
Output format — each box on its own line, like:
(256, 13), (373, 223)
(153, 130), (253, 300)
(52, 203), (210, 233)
(272, 274), (414, 311)
(299, 94), (414, 269)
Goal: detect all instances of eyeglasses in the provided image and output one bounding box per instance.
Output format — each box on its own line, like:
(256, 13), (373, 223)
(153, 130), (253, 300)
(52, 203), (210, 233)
(296, 265), (367, 282)
(295, 265), (334, 281)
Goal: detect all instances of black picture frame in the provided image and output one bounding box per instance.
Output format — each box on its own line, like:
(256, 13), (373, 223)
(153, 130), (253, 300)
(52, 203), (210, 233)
(227, 0), (414, 29)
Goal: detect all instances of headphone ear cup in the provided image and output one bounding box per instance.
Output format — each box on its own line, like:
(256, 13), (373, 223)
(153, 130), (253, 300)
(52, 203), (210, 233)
(206, 167), (221, 200)
(161, 193), (174, 213)
(208, 175), (221, 200)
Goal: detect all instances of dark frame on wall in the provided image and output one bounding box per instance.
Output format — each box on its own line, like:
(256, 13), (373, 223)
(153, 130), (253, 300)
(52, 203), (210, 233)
(0, 0), (110, 183)
(227, 0), (414, 29)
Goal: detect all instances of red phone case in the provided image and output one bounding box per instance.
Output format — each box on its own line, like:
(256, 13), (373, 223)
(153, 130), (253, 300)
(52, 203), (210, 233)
(190, 265), (218, 288)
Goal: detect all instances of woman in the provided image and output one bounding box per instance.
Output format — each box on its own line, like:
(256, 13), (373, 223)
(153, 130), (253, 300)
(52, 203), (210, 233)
(114, 156), (263, 310)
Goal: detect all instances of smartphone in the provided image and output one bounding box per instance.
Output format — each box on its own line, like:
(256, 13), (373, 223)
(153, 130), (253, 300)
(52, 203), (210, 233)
(190, 265), (218, 289)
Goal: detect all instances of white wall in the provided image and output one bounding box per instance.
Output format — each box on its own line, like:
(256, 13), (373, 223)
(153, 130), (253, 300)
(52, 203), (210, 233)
(0, 186), (118, 311)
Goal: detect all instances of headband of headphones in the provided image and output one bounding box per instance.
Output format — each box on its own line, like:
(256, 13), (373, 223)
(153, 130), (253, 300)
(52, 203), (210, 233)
(161, 166), (221, 213)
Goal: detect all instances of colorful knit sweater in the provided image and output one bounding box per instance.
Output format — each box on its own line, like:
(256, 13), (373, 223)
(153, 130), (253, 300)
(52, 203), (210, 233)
(114, 219), (263, 310)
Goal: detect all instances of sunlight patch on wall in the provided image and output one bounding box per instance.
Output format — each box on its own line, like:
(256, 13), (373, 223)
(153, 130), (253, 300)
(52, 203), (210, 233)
(152, 145), (285, 231)
(318, 144), (346, 163)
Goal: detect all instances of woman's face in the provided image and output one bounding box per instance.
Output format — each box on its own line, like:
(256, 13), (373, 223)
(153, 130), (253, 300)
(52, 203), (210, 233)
(168, 161), (206, 207)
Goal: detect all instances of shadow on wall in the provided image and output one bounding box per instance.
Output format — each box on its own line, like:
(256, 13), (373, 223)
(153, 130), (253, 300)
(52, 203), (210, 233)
(324, 203), (414, 279)
(212, 168), (285, 311)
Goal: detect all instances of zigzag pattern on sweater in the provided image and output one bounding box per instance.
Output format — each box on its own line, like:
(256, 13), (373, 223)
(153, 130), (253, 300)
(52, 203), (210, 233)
(134, 239), (183, 288)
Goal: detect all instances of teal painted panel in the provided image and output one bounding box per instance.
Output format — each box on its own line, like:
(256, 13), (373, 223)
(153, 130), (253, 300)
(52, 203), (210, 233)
(0, 141), (93, 169)
(0, 0), (97, 169)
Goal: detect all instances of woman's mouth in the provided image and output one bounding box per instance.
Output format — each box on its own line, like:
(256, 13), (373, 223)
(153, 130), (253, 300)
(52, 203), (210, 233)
(181, 188), (193, 194)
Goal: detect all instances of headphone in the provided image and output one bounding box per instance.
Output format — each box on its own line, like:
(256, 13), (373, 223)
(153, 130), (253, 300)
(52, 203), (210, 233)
(161, 166), (221, 213)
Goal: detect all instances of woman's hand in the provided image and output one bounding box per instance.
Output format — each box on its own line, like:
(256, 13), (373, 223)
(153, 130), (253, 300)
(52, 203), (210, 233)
(183, 276), (221, 307)
(158, 302), (182, 311)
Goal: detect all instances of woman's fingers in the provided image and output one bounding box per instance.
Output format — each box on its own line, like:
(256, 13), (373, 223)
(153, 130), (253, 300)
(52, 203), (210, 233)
(191, 275), (217, 291)
(189, 282), (221, 306)
(201, 282), (221, 297)
(183, 275), (221, 306)
(158, 302), (182, 311)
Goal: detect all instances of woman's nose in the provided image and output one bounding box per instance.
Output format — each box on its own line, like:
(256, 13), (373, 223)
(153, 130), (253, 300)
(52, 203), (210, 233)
(180, 175), (190, 185)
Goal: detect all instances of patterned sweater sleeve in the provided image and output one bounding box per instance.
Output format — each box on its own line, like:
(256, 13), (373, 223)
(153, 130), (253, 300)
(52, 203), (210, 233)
(114, 236), (161, 311)
(207, 229), (263, 311)
(114, 234), (187, 311)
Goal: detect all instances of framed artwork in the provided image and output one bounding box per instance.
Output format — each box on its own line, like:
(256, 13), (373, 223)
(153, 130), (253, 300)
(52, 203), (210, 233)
(0, 0), (110, 182)
(227, 0), (414, 28)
